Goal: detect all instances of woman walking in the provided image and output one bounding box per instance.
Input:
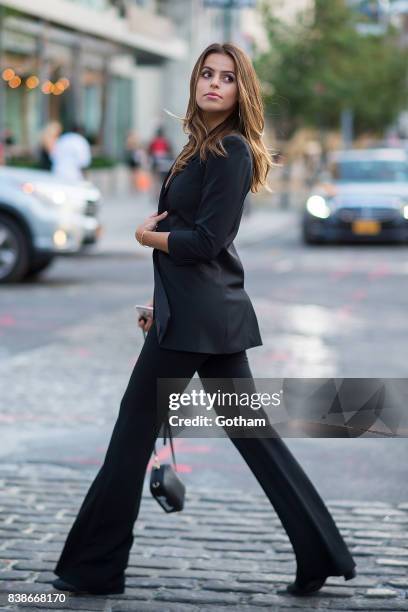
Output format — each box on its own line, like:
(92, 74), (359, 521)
(52, 42), (356, 597)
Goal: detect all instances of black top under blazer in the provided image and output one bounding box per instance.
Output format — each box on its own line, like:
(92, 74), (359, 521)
(152, 132), (263, 354)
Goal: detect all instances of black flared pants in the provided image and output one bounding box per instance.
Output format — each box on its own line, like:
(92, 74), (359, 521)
(54, 321), (356, 591)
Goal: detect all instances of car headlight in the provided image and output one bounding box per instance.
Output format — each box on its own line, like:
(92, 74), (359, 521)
(402, 205), (408, 220)
(306, 195), (331, 219)
(22, 182), (67, 206)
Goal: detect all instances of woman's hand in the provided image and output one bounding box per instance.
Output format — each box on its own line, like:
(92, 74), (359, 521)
(135, 211), (168, 244)
(137, 299), (154, 333)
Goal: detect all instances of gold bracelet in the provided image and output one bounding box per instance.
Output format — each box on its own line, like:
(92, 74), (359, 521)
(140, 229), (150, 248)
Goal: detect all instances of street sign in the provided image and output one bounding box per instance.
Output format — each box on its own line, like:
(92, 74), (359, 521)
(203, 0), (256, 7)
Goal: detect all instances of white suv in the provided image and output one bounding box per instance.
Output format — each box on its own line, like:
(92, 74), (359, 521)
(0, 167), (102, 282)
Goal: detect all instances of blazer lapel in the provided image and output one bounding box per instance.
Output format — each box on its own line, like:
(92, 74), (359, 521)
(157, 163), (177, 212)
(157, 153), (199, 212)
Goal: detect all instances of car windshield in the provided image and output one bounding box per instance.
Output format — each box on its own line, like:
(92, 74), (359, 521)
(330, 160), (408, 182)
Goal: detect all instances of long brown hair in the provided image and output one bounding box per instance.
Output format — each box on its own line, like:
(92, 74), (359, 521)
(164, 42), (276, 193)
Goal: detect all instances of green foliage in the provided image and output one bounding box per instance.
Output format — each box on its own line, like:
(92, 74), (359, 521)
(6, 157), (41, 169)
(6, 155), (117, 169)
(254, 0), (408, 137)
(1, 6), (25, 19)
(89, 156), (117, 169)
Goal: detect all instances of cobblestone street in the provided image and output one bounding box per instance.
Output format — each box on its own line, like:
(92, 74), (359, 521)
(0, 463), (407, 611)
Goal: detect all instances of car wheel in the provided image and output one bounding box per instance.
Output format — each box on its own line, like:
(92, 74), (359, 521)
(302, 232), (319, 244)
(303, 236), (321, 245)
(24, 254), (55, 279)
(0, 213), (30, 283)
(302, 224), (324, 244)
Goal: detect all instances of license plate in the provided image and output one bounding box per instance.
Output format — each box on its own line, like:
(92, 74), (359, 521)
(352, 220), (381, 235)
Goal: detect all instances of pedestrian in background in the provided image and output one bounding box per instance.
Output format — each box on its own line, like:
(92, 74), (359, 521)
(51, 123), (92, 182)
(125, 130), (151, 193)
(52, 42), (357, 598)
(38, 120), (62, 170)
(0, 127), (15, 164)
(148, 126), (174, 199)
(303, 139), (322, 186)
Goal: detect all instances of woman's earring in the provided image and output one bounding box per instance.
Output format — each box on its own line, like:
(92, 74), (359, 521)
(238, 106), (242, 123)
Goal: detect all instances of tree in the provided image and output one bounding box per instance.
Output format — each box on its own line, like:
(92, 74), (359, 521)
(254, 0), (408, 139)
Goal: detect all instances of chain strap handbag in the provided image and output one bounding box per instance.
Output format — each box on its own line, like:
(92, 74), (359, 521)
(140, 326), (186, 513)
(150, 419), (186, 513)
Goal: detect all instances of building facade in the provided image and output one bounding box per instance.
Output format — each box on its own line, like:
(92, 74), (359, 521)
(0, 0), (186, 160)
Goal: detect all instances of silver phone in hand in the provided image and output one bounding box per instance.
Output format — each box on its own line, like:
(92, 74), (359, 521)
(134, 304), (154, 321)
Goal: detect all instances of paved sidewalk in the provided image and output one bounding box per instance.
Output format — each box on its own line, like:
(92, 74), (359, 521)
(91, 192), (296, 257)
(0, 463), (407, 611)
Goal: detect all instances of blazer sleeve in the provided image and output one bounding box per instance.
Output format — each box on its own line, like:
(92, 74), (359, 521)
(167, 135), (252, 265)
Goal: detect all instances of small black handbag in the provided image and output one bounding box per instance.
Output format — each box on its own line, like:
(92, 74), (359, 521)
(150, 419), (185, 513)
(140, 324), (185, 512)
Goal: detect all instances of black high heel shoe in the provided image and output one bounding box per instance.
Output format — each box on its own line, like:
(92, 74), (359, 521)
(286, 567), (357, 596)
(52, 577), (125, 595)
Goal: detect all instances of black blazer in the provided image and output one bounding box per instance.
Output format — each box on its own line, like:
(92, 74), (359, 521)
(152, 132), (263, 353)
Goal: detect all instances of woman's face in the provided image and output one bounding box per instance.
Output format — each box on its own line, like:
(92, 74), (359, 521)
(196, 52), (238, 126)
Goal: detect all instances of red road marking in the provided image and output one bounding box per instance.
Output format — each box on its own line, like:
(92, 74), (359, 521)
(258, 350), (290, 361)
(147, 438), (183, 471)
(337, 304), (354, 318)
(0, 415), (17, 423)
(128, 355), (141, 366)
(146, 438), (213, 472)
(351, 289), (367, 301)
(337, 287), (368, 317)
(74, 347), (91, 357)
(170, 464), (192, 473)
(368, 264), (390, 280)
(0, 314), (16, 327)
(175, 443), (211, 453)
(330, 266), (353, 281)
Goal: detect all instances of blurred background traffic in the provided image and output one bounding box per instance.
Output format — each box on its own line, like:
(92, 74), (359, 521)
(1, 0), (408, 282)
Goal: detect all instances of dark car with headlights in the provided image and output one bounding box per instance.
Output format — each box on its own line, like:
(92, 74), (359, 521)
(302, 148), (408, 244)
